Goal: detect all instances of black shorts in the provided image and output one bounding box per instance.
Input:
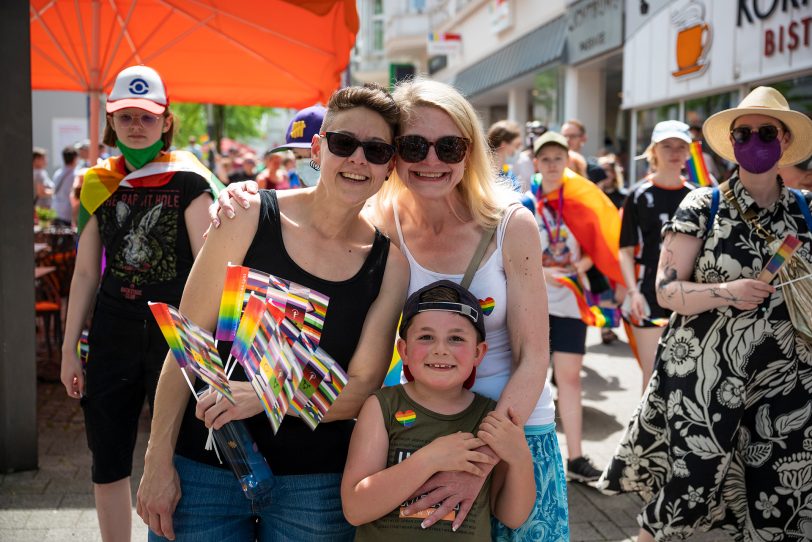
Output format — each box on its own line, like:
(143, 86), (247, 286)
(81, 303), (168, 484)
(549, 315), (587, 355)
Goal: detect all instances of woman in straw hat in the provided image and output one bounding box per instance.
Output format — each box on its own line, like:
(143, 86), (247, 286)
(598, 86), (812, 541)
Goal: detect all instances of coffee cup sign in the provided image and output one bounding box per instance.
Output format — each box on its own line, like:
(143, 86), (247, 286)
(671, 1), (712, 78)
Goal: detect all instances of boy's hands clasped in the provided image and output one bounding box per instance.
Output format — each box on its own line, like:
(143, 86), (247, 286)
(414, 432), (496, 477)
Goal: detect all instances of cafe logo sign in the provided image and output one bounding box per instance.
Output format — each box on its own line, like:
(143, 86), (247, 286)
(671, 0), (712, 79)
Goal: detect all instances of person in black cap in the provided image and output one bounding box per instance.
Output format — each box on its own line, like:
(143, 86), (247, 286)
(343, 280), (534, 540)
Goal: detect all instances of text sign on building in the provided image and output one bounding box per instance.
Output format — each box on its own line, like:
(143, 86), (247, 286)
(567, 0), (624, 64)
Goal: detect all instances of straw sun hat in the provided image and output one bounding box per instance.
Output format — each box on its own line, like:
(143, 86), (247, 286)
(703, 86), (812, 167)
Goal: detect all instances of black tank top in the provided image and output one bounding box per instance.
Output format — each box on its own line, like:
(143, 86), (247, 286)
(175, 190), (390, 474)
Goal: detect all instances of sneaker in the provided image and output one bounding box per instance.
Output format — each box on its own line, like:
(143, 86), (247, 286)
(567, 456), (602, 483)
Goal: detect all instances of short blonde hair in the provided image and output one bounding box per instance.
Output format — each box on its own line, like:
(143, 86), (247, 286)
(378, 78), (512, 229)
(643, 142), (658, 172)
(598, 154), (624, 190)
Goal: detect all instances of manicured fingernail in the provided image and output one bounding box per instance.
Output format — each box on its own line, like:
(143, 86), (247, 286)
(213, 219), (220, 228)
(421, 521), (428, 529)
(226, 209), (235, 219)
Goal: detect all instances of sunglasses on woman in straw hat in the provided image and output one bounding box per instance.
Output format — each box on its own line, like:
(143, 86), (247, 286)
(702, 86), (812, 167)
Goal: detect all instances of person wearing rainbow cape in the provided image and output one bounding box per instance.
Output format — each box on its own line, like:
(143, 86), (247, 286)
(60, 65), (219, 542)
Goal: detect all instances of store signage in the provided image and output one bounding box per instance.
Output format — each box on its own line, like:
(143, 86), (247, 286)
(567, 0), (623, 64)
(671, 0), (711, 79)
(489, 0), (513, 34)
(736, 1), (812, 57)
(427, 33), (462, 55)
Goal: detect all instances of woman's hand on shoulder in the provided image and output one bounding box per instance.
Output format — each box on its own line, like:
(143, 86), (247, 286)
(209, 180), (259, 228)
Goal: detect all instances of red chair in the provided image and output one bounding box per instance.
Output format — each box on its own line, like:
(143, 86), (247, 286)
(35, 272), (63, 360)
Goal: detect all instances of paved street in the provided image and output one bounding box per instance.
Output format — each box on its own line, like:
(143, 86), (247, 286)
(1, 328), (733, 541)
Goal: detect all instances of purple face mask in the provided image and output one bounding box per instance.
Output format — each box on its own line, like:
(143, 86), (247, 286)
(733, 133), (782, 174)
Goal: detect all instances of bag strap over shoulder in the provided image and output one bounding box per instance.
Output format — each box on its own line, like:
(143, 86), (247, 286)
(461, 226), (496, 290)
(706, 185), (721, 237)
(790, 189), (812, 232)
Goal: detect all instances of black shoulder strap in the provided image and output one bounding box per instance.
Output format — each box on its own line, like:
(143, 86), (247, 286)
(706, 186), (720, 237)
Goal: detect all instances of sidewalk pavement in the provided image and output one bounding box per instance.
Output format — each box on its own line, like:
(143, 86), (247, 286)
(1, 328), (733, 541)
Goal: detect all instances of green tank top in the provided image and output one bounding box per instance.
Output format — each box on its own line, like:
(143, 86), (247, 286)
(354, 385), (497, 542)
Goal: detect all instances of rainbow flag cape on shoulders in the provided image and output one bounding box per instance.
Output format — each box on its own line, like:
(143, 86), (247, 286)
(537, 169), (625, 286)
(78, 150), (224, 234)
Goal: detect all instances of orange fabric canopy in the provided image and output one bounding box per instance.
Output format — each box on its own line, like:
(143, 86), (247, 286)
(30, 0), (359, 108)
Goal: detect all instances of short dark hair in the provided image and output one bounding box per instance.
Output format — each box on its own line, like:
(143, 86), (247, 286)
(321, 83), (401, 140)
(33, 147), (47, 160)
(62, 146), (79, 164)
(102, 110), (175, 151)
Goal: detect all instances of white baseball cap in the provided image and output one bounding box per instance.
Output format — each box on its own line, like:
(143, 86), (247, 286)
(106, 65), (168, 115)
(651, 120), (691, 144)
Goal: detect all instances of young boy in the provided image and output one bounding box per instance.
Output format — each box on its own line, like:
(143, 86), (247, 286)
(342, 280), (535, 540)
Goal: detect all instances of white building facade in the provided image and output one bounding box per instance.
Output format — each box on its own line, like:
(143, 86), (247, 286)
(624, 0), (812, 180)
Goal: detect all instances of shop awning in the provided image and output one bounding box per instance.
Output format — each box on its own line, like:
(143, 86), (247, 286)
(453, 16), (566, 98)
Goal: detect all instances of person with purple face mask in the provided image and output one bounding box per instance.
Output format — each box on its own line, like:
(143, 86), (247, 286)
(599, 87), (812, 541)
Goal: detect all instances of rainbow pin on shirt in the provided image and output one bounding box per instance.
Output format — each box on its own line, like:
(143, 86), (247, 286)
(395, 410), (417, 427)
(758, 235), (801, 283)
(479, 297), (495, 316)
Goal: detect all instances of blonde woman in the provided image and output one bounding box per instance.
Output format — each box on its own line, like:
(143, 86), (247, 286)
(619, 121), (694, 392)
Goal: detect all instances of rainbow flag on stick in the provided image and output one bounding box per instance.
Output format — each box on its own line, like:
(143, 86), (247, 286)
(216, 264), (329, 348)
(758, 235), (801, 283)
(686, 141), (713, 187)
(554, 275), (619, 328)
(148, 302), (234, 403)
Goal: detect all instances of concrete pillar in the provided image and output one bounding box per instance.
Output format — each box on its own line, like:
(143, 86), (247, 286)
(563, 65), (606, 157)
(508, 87), (529, 135)
(0, 0), (38, 472)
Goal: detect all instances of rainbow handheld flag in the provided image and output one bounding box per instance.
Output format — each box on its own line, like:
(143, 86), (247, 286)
(78, 150), (224, 234)
(758, 235), (801, 283)
(290, 345), (349, 430)
(555, 275), (619, 328)
(148, 302), (234, 403)
(686, 141), (714, 187)
(216, 264), (329, 348)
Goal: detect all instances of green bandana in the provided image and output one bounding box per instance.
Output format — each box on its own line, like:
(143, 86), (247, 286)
(116, 139), (164, 170)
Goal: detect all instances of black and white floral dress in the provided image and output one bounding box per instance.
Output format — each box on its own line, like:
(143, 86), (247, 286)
(598, 174), (812, 541)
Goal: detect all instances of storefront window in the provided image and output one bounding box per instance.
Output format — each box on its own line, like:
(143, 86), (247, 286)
(531, 66), (562, 129)
(757, 73), (812, 118)
(684, 90), (738, 179)
(633, 103), (679, 180)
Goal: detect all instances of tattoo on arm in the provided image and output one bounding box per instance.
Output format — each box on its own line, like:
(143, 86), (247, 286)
(656, 247), (679, 301)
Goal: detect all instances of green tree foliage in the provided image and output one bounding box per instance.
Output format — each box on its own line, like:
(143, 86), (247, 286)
(172, 102), (276, 152)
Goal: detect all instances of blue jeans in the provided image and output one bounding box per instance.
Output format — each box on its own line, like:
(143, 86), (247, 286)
(492, 424), (569, 542)
(148, 455), (354, 542)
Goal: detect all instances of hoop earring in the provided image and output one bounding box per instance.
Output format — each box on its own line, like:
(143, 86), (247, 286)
(310, 159), (320, 171)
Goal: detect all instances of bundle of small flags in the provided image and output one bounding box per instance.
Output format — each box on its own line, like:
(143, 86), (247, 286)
(149, 263), (347, 433)
(215, 264), (346, 432)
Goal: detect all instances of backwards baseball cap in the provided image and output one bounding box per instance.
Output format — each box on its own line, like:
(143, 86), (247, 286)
(533, 131), (569, 155)
(106, 65), (168, 115)
(399, 280), (486, 390)
(270, 105), (327, 153)
(651, 120), (692, 144)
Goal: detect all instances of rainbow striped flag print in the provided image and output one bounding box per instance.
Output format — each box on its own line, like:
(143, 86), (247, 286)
(758, 235), (801, 283)
(78, 150), (224, 234)
(685, 141), (714, 187)
(216, 264), (329, 348)
(148, 302), (233, 403)
(554, 275), (619, 328)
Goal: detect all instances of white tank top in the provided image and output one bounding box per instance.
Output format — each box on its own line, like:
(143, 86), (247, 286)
(393, 202), (555, 426)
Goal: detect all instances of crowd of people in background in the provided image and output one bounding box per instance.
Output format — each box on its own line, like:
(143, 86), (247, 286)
(32, 67), (812, 542)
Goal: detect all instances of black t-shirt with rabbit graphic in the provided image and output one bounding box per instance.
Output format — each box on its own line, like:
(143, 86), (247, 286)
(95, 171), (211, 318)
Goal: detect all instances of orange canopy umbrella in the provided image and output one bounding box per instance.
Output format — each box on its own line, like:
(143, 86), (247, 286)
(30, 0), (358, 159)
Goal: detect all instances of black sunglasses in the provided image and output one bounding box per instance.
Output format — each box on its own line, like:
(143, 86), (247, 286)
(395, 135), (470, 164)
(321, 132), (395, 165)
(730, 124), (780, 145)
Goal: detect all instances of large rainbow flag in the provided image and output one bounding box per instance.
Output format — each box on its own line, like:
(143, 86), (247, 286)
(78, 150), (224, 234)
(535, 169), (624, 286)
(555, 275), (620, 328)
